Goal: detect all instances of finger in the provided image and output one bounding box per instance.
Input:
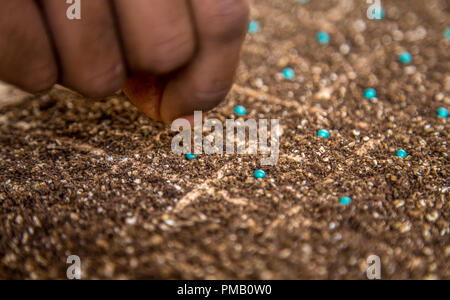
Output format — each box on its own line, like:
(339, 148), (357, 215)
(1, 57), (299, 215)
(159, 0), (249, 124)
(0, 0), (57, 93)
(41, 0), (125, 98)
(123, 75), (166, 122)
(114, 0), (195, 74)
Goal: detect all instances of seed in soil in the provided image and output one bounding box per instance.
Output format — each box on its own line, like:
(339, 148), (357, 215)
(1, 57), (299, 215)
(399, 52), (412, 64)
(437, 107), (448, 118)
(396, 149), (408, 158)
(254, 170), (266, 179)
(283, 68), (295, 80)
(234, 105), (247, 116)
(339, 197), (352, 205)
(186, 153), (197, 160)
(317, 129), (330, 138)
(317, 31), (330, 44)
(364, 88), (377, 99)
(371, 7), (385, 20)
(249, 21), (260, 34)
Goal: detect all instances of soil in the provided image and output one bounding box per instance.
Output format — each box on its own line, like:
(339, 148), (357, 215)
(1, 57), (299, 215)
(0, 0), (449, 279)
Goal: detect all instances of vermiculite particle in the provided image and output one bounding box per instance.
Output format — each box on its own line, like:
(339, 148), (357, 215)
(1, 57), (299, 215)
(399, 52), (412, 64)
(234, 105), (247, 116)
(254, 170), (266, 179)
(282, 68), (295, 80)
(339, 197), (352, 205)
(396, 149), (408, 159)
(364, 88), (377, 99)
(186, 153), (196, 160)
(317, 129), (330, 138)
(437, 107), (448, 118)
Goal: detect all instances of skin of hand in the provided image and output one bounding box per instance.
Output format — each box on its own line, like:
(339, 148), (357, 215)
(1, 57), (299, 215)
(0, 0), (250, 124)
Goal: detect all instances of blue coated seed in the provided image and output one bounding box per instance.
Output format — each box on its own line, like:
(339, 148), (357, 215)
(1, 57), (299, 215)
(370, 7), (385, 20)
(248, 21), (260, 34)
(339, 197), (352, 205)
(254, 170), (266, 179)
(234, 105), (247, 116)
(437, 107), (448, 118)
(186, 153), (196, 160)
(396, 149), (408, 159)
(317, 31), (330, 44)
(317, 129), (330, 138)
(399, 52), (412, 64)
(364, 88), (377, 99)
(445, 28), (450, 40)
(283, 68), (295, 80)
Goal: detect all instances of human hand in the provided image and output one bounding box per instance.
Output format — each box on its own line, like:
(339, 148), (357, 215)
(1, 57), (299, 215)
(0, 0), (249, 124)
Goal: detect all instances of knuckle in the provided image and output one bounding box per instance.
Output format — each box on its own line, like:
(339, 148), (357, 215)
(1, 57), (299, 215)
(136, 30), (195, 74)
(75, 64), (125, 98)
(200, 0), (250, 41)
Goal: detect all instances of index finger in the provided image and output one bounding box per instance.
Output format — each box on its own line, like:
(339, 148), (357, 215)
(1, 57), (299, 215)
(159, 0), (249, 124)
